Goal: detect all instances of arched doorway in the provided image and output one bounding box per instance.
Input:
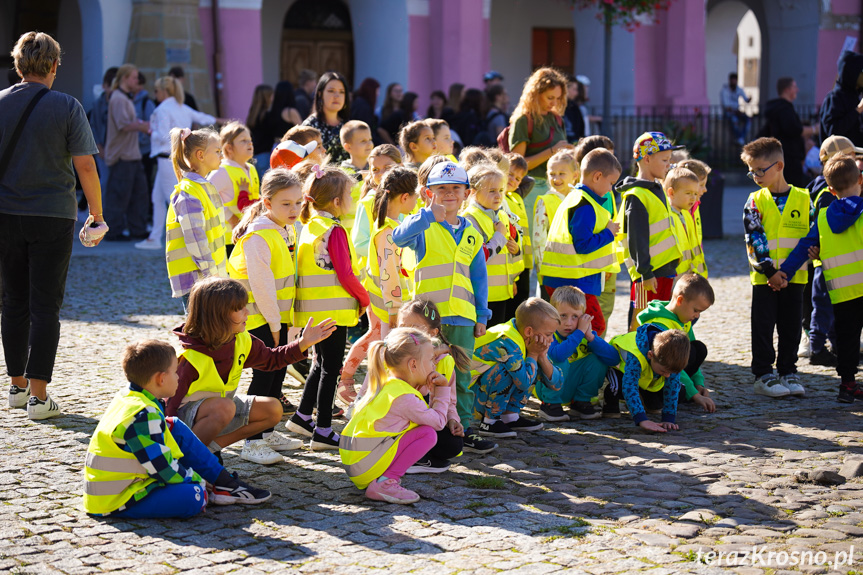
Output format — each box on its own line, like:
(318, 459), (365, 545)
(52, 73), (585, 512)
(706, 0), (762, 113)
(281, 0), (353, 86)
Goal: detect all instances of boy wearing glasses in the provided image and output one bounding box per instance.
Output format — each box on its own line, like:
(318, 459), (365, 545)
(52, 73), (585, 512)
(742, 137), (811, 399)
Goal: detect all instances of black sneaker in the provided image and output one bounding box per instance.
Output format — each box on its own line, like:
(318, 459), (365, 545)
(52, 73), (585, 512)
(507, 416), (543, 432)
(310, 429), (340, 451)
(570, 400), (602, 420)
(463, 428), (497, 454)
(405, 457), (451, 474)
(214, 451), (224, 466)
(279, 394), (296, 414)
(478, 420), (517, 438)
(332, 405), (345, 419)
(538, 403), (569, 422)
(810, 348), (838, 367)
(211, 471), (271, 505)
(838, 381), (863, 404)
(286, 413), (315, 437)
(603, 385), (622, 418)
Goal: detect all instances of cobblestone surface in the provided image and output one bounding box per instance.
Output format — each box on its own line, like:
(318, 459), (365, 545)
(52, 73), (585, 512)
(2, 231), (863, 575)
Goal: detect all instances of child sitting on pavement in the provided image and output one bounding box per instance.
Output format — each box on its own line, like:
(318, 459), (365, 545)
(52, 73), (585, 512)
(636, 272), (715, 413)
(84, 340), (270, 518)
(538, 286), (620, 422)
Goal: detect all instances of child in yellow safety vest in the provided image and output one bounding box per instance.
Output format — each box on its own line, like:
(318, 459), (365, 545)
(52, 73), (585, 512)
(83, 340), (271, 517)
(227, 168), (307, 463)
(504, 153), (533, 313)
(286, 166), (370, 450)
(340, 168), (419, 404)
(742, 137), (811, 399)
(426, 118), (458, 163)
(533, 149), (578, 280)
(164, 127), (227, 307)
(339, 327), (452, 504)
(776, 154), (863, 403)
(665, 167), (701, 277)
(165, 277), (335, 464)
(208, 121), (260, 258)
(337, 120), (374, 235)
(462, 162), (523, 325)
(677, 158), (712, 278)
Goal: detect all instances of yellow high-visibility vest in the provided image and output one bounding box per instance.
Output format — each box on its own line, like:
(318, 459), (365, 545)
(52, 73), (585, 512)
(401, 220), (483, 322)
(227, 227), (295, 330)
(221, 162), (260, 246)
(83, 388), (184, 514)
(505, 190), (533, 270)
(609, 331), (665, 392)
(617, 187), (680, 282)
(462, 204), (518, 302)
(363, 217), (408, 323)
(670, 209), (695, 276)
(689, 206), (708, 277)
(470, 319), (526, 383)
(540, 188), (620, 279)
(165, 178), (227, 285)
(818, 207), (863, 304)
(748, 187), (810, 286)
(294, 214), (361, 327)
(339, 378), (424, 489)
(179, 330), (252, 406)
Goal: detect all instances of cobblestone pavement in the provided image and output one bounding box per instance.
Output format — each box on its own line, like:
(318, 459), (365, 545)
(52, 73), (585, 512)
(2, 233), (863, 575)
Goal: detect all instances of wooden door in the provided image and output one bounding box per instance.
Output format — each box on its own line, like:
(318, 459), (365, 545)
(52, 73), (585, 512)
(281, 30), (353, 86)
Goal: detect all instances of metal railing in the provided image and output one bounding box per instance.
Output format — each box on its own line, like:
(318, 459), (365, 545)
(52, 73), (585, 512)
(596, 104), (821, 172)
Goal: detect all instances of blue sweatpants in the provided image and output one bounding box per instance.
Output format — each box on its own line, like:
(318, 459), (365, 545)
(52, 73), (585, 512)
(111, 417), (224, 519)
(809, 266), (837, 354)
(537, 353), (610, 405)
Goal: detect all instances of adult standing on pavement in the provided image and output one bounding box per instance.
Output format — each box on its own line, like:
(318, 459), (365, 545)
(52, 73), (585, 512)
(301, 71), (351, 164)
(820, 50), (863, 146)
(0, 32), (104, 419)
(720, 72), (752, 145)
(762, 77), (817, 187)
(103, 64), (150, 241)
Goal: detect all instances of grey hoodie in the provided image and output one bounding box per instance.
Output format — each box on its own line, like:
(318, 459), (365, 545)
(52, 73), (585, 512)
(614, 176), (679, 281)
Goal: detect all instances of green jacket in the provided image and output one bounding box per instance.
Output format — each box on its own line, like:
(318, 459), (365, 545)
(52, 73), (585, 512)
(636, 300), (704, 400)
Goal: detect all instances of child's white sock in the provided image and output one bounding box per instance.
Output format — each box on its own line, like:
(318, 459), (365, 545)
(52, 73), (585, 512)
(483, 416), (498, 425)
(501, 413), (518, 424)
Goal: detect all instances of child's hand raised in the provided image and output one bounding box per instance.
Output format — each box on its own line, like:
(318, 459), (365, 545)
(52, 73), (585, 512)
(606, 220), (620, 235)
(298, 317), (338, 352)
(576, 313), (593, 335)
(506, 239), (519, 255)
(430, 203), (447, 222)
(427, 371), (449, 387)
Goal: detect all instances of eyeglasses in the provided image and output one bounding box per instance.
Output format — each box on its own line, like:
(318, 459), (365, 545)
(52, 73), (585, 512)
(746, 161), (778, 180)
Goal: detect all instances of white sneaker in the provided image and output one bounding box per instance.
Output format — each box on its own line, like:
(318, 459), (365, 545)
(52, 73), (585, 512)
(798, 334), (811, 358)
(134, 238), (162, 250)
(265, 431), (303, 451)
(240, 439), (284, 464)
(27, 394), (61, 420)
(780, 373), (806, 396)
(753, 373), (791, 398)
(9, 383), (30, 408)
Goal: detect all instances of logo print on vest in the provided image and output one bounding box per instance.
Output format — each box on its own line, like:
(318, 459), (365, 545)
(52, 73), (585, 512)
(791, 209), (800, 218)
(238, 353), (246, 366)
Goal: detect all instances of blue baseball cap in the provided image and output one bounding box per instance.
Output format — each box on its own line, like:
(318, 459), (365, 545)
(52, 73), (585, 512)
(427, 161), (469, 186)
(484, 70), (504, 82)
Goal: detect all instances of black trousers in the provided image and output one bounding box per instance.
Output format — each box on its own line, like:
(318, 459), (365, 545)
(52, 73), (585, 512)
(0, 214), (73, 382)
(248, 323), (289, 438)
(833, 297), (863, 382)
(512, 273), (530, 314)
(751, 283), (803, 378)
(427, 426), (464, 461)
(802, 264), (813, 332)
(104, 159), (149, 238)
(298, 325), (346, 428)
(488, 300), (509, 326)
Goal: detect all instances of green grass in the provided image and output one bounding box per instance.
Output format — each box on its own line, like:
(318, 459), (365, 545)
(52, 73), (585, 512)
(464, 501), (489, 510)
(464, 476), (507, 490)
(538, 518), (592, 541)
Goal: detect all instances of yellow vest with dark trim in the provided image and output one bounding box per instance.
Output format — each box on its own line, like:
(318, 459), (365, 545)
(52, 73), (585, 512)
(748, 187), (810, 286)
(227, 228), (295, 330)
(617, 187), (680, 281)
(221, 163), (260, 246)
(165, 179), (227, 282)
(83, 389), (184, 514)
(339, 378), (424, 489)
(470, 320), (526, 383)
(179, 330), (252, 406)
(401, 219), (483, 322)
(541, 188), (621, 279)
(463, 205), (518, 302)
(609, 331), (665, 392)
(818, 208), (863, 304)
(294, 214), (360, 327)
(363, 217), (408, 323)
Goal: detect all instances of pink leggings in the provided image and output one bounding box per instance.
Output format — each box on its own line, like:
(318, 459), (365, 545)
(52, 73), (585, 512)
(342, 309), (390, 380)
(381, 426), (437, 480)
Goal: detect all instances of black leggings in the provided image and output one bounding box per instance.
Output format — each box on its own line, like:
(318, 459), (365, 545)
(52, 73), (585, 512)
(426, 426), (464, 461)
(298, 325), (347, 428)
(488, 300), (510, 326)
(248, 323), (288, 438)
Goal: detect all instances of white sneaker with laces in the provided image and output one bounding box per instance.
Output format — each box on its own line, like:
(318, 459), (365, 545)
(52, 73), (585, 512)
(134, 238), (162, 250)
(9, 383), (30, 409)
(798, 334), (811, 358)
(240, 439), (284, 464)
(780, 373), (805, 396)
(753, 373), (791, 398)
(265, 431), (303, 451)
(27, 394), (61, 420)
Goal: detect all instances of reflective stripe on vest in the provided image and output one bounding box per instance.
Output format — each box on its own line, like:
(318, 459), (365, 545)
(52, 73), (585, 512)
(339, 378), (424, 489)
(618, 188), (681, 281)
(463, 205), (517, 302)
(470, 320), (527, 383)
(165, 179), (227, 279)
(670, 209), (695, 276)
(818, 208), (863, 304)
(83, 389), (183, 514)
(748, 187), (810, 286)
(227, 228), (296, 330)
(362, 218), (408, 323)
(540, 188), (621, 279)
(294, 214), (360, 327)
(180, 330), (252, 405)
(401, 221), (482, 322)
(222, 163), (260, 246)
(609, 332), (665, 392)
